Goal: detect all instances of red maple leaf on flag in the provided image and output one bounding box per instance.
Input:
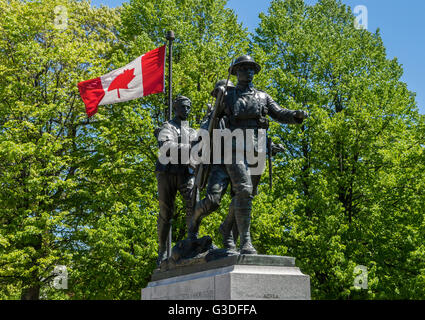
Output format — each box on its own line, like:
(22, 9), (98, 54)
(108, 68), (136, 99)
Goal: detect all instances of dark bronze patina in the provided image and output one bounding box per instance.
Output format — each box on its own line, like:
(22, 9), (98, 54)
(188, 55), (308, 255)
(155, 96), (196, 266)
(154, 55), (308, 269)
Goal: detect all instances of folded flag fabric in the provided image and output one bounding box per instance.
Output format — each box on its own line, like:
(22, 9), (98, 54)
(78, 45), (166, 117)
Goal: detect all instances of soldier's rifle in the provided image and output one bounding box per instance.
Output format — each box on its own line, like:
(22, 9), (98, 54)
(191, 59), (235, 208)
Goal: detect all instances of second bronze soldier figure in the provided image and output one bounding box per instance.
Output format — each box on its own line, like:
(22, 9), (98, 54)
(155, 96), (196, 266)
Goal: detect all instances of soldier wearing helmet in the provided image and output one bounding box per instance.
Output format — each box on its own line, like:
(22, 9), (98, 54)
(188, 56), (308, 254)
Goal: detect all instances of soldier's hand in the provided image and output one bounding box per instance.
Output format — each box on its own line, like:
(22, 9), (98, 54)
(294, 110), (309, 120)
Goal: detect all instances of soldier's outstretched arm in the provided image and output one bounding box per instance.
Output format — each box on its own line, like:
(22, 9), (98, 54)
(266, 94), (308, 124)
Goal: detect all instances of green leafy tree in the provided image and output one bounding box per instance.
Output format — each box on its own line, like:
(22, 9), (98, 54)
(0, 0), (121, 299)
(251, 0), (425, 299)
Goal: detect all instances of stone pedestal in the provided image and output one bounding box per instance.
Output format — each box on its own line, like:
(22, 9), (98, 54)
(142, 255), (310, 300)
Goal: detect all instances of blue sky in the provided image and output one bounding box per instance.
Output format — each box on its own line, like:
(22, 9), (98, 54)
(92, 0), (425, 114)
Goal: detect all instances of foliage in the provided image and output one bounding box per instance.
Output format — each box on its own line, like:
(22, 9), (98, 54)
(252, 0), (425, 299)
(0, 0), (122, 299)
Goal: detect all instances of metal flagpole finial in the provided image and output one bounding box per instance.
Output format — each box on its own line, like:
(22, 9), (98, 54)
(166, 30), (175, 41)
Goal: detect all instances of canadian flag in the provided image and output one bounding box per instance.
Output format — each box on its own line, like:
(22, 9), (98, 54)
(78, 45), (166, 117)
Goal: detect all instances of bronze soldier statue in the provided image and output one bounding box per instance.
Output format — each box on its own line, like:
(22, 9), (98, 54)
(188, 55), (308, 254)
(155, 96), (196, 266)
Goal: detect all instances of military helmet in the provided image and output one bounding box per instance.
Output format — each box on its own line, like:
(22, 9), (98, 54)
(211, 79), (235, 97)
(173, 95), (191, 109)
(228, 55), (261, 75)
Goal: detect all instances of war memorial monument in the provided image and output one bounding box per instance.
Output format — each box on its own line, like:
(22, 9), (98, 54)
(142, 44), (311, 300)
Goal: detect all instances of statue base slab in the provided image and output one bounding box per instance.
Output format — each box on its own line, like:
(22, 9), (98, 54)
(141, 254), (310, 300)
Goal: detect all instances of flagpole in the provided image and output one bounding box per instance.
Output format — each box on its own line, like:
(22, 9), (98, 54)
(166, 30), (175, 121)
(165, 30), (175, 259)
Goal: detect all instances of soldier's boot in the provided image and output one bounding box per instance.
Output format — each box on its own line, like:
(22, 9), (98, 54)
(187, 194), (220, 240)
(156, 250), (167, 267)
(219, 199), (237, 251)
(187, 199), (207, 240)
(219, 224), (237, 251)
(235, 208), (257, 255)
(156, 218), (170, 267)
